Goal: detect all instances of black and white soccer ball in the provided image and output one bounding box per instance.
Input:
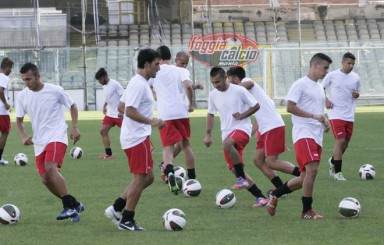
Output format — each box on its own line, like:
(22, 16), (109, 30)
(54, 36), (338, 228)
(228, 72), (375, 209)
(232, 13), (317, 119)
(163, 208), (186, 231)
(182, 179), (202, 197)
(14, 153), (28, 166)
(359, 164), (375, 180)
(174, 166), (186, 179)
(0, 204), (21, 225)
(338, 197), (361, 218)
(70, 147), (83, 159)
(215, 189), (236, 208)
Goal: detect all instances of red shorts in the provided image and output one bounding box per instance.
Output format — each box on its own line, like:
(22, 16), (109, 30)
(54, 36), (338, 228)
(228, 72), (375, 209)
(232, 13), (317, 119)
(159, 118), (190, 147)
(102, 115), (123, 128)
(35, 142), (67, 176)
(329, 119), (354, 142)
(223, 130), (250, 169)
(294, 138), (322, 172)
(124, 137), (154, 174)
(0, 115), (11, 133)
(256, 126), (286, 157)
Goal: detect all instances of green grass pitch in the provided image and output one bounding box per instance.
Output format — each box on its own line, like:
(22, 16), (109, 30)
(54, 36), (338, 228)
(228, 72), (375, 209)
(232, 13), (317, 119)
(0, 107), (383, 245)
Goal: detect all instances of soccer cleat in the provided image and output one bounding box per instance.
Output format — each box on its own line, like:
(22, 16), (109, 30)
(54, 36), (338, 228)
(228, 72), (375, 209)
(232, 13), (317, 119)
(252, 197), (269, 208)
(267, 191), (278, 216)
(0, 158), (9, 165)
(105, 205), (122, 225)
(75, 202), (85, 213)
(56, 208), (78, 220)
(334, 172), (347, 181)
(70, 202), (85, 222)
(118, 220), (145, 231)
(302, 209), (324, 220)
(328, 157), (335, 178)
(159, 162), (168, 183)
(167, 172), (179, 195)
(232, 177), (249, 190)
(71, 213), (81, 223)
(99, 154), (114, 160)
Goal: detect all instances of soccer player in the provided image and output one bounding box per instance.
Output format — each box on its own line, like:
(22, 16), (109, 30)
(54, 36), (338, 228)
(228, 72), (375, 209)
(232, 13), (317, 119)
(104, 49), (164, 231)
(15, 63), (84, 222)
(150, 46), (196, 194)
(172, 50), (204, 160)
(0, 57), (14, 165)
(322, 52), (361, 181)
(267, 53), (332, 219)
(226, 66), (300, 190)
(204, 67), (268, 207)
(95, 68), (124, 160)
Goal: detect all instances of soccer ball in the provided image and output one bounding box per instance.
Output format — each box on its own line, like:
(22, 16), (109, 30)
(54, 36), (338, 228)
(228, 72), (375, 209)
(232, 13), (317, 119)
(14, 153), (28, 166)
(338, 197), (361, 218)
(174, 166), (186, 179)
(70, 147), (83, 159)
(175, 176), (185, 190)
(215, 189), (236, 208)
(359, 164), (376, 180)
(182, 179), (202, 197)
(0, 204), (20, 225)
(163, 208), (186, 231)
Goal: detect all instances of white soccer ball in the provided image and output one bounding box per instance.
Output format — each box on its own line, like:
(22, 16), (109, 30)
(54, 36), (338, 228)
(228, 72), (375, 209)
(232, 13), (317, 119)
(182, 179), (202, 197)
(70, 147), (83, 159)
(216, 189), (236, 209)
(14, 153), (28, 166)
(359, 164), (376, 180)
(338, 197), (361, 218)
(163, 208), (186, 231)
(174, 166), (187, 179)
(0, 204), (21, 225)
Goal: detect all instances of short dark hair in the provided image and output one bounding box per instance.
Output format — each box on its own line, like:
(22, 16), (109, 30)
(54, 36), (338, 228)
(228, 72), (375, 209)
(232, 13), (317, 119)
(1, 57), (14, 69)
(20, 62), (39, 75)
(95, 67), (108, 80)
(156, 45), (172, 60)
(210, 66), (226, 78)
(137, 48), (160, 69)
(342, 52), (356, 61)
(309, 53), (333, 66)
(226, 66), (246, 80)
(176, 51), (189, 60)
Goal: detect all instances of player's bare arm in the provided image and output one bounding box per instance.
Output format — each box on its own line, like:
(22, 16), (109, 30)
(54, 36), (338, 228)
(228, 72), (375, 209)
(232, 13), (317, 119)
(204, 113), (215, 147)
(0, 87), (10, 110)
(352, 89), (360, 99)
(117, 101), (125, 115)
(70, 103), (81, 144)
(103, 102), (107, 114)
(287, 100), (327, 123)
(183, 79), (194, 112)
(15, 117), (33, 145)
(232, 103), (260, 120)
(240, 80), (254, 90)
(192, 83), (204, 90)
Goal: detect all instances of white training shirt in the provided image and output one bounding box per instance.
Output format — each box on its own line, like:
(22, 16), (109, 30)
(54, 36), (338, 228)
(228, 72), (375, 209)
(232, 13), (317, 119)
(285, 76), (326, 146)
(103, 78), (124, 118)
(321, 69), (361, 122)
(149, 64), (191, 120)
(15, 83), (73, 156)
(0, 73), (10, 115)
(120, 74), (154, 149)
(208, 83), (258, 141)
(242, 78), (284, 134)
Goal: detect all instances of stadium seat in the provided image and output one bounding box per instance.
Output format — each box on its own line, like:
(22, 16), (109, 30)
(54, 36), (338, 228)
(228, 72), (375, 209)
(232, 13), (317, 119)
(118, 40), (128, 46)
